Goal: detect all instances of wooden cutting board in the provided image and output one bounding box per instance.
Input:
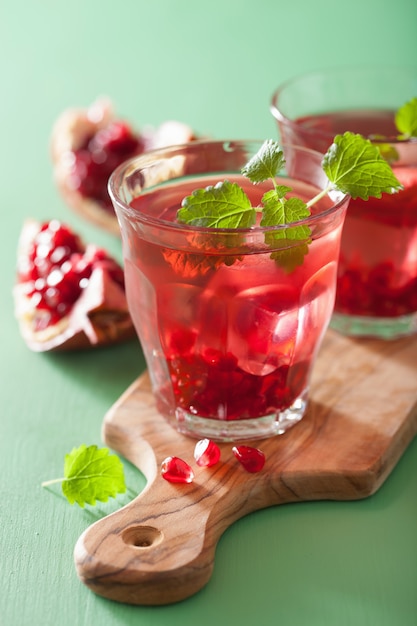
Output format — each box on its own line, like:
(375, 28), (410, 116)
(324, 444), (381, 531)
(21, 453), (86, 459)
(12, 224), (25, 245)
(74, 329), (417, 606)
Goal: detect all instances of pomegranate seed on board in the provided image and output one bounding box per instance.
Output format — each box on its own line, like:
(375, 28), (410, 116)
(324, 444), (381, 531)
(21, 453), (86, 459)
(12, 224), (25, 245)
(194, 439), (221, 467)
(161, 457), (194, 484)
(232, 445), (265, 473)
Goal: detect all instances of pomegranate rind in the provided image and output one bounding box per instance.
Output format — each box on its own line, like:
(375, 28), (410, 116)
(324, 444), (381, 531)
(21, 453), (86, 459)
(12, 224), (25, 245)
(50, 98), (196, 235)
(14, 219), (136, 352)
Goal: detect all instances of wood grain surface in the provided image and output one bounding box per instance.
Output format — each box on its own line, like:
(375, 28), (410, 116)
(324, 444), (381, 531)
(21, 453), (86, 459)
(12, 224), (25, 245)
(74, 329), (417, 606)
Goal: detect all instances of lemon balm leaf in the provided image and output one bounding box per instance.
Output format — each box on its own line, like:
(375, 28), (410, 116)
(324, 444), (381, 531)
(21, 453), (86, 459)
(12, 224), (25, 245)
(63, 445), (126, 507)
(270, 243), (310, 273)
(261, 190), (311, 230)
(42, 444), (126, 507)
(261, 193), (311, 271)
(241, 139), (286, 182)
(273, 184), (293, 199)
(395, 97), (417, 138)
(377, 143), (400, 165)
(176, 133), (401, 274)
(248, 144), (312, 268)
(177, 180), (256, 229)
(322, 132), (403, 199)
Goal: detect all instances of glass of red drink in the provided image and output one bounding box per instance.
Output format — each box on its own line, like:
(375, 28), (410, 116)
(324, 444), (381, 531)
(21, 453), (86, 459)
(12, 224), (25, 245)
(271, 67), (417, 338)
(109, 140), (349, 441)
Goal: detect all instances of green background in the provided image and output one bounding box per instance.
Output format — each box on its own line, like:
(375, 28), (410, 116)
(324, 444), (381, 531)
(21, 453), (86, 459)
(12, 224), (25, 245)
(1, 1), (417, 625)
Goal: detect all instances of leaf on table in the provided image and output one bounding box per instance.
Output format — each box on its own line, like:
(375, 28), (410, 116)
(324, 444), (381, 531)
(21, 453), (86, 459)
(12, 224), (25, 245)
(62, 444), (126, 507)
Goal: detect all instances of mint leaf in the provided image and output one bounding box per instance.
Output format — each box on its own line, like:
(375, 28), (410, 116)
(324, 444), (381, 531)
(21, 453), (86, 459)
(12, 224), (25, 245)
(42, 444), (126, 507)
(241, 139), (285, 182)
(176, 134), (402, 274)
(242, 141), (313, 271)
(322, 132), (403, 200)
(395, 97), (417, 138)
(260, 193), (311, 272)
(162, 247), (239, 277)
(270, 244), (310, 273)
(261, 190), (311, 229)
(376, 143), (400, 165)
(177, 180), (255, 229)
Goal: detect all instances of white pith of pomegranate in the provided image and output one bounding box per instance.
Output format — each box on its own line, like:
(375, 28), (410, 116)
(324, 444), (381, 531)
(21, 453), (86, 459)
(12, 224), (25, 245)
(14, 219), (135, 351)
(51, 97), (197, 235)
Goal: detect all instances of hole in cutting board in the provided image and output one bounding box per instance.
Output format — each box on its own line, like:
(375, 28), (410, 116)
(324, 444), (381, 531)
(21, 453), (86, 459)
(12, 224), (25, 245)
(122, 526), (164, 548)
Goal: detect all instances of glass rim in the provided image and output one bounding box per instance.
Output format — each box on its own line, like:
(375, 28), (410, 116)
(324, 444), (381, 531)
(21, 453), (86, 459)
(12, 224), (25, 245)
(270, 65), (417, 145)
(108, 138), (349, 234)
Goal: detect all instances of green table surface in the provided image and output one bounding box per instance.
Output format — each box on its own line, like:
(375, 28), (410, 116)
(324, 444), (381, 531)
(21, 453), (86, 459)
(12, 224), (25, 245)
(2, 1), (417, 625)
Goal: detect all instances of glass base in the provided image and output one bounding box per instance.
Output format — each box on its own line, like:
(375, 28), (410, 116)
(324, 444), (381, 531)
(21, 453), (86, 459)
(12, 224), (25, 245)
(172, 392), (308, 442)
(330, 311), (417, 340)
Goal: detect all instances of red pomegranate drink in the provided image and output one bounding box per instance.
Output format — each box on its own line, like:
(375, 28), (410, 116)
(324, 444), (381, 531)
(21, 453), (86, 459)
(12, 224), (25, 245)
(271, 67), (417, 338)
(109, 138), (384, 441)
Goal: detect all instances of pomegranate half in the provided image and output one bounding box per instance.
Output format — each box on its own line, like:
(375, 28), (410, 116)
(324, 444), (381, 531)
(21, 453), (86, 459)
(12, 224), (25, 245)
(14, 219), (135, 351)
(50, 97), (197, 234)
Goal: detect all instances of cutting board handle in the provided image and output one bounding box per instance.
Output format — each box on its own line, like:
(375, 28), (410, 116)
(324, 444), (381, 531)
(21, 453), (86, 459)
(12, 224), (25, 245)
(74, 436), (288, 605)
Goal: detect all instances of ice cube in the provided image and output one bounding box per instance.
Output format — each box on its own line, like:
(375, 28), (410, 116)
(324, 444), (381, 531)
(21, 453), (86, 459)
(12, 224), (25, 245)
(228, 285), (299, 376)
(156, 283), (203, 354)
(296, 262), (337, 359)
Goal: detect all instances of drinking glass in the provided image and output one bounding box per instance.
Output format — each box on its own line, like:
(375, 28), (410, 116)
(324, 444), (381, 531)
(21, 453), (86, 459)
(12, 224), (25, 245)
(271, 67), (417, 339)
(109, 140), (349, 441)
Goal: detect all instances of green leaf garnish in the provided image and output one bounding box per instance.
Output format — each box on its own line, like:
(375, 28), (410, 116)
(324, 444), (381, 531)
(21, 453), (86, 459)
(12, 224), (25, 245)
(375, 142), (400, 165)
(42, 444), (126, 507)
(241, 138), (286, 182)
(162, 245), (240, 277)
(260, 192), (311, 272)
(322, 132), (402, 200)
(395, 97), (417, 138)
(177, 134), (402, 272)
(270, 244), (310, 274)
(177, 180), (256, 229)
(261, 190), (311, 232)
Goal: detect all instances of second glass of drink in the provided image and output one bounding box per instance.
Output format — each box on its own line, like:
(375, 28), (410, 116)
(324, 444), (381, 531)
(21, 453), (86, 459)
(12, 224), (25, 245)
(271, 67), (417, 339)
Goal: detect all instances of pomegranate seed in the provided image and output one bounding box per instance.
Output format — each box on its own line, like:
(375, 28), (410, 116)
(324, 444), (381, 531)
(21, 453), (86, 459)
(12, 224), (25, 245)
(232, 445), (265, 473)
(18, 220), (126, 330)
(194, 439), (221, 467)
(161, 457), (194, 484)
(70, 121), (144, 211)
